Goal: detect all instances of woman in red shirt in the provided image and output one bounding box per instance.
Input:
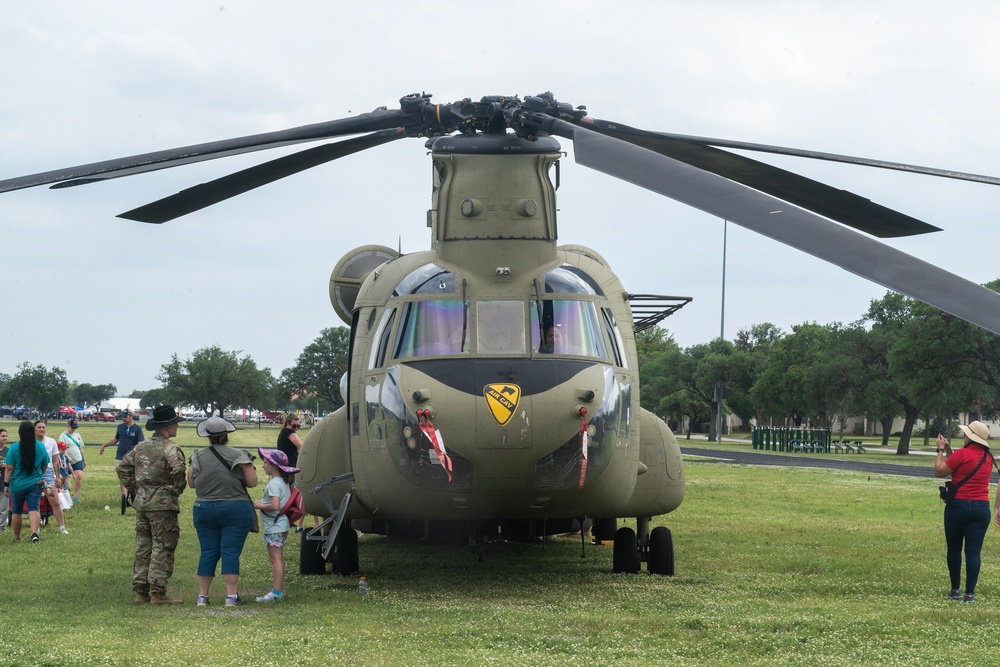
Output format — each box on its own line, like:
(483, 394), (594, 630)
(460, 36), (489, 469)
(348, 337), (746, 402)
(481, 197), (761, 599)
(935, 421), (999, 603)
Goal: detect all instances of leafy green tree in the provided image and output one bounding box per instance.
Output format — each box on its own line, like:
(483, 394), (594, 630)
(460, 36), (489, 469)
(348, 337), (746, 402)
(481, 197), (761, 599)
(280, 327), (350, 414)
(635, 327), (682, 417)
(0, 362), (68, 412)
(674, 338), (734, 441)
(140, 388), (168, 409)
(750, 323), (857, 429)
(71, 382), (117, 408)
(157, 346), (277, 416)
(729, 323), (783, 427)
(858, 289), (990, 454)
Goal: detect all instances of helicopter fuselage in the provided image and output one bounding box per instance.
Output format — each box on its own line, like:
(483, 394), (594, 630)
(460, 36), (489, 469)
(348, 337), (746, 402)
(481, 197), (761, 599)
(298, 133), (684, 536)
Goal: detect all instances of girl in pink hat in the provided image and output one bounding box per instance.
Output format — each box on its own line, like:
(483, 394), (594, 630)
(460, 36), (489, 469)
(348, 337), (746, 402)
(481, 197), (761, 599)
(252, 448), (300, 602)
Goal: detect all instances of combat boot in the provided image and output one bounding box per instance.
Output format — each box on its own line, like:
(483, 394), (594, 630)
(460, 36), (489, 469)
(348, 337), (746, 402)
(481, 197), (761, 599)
(149, 592), (183, 605)
(134, 592), (150, 604)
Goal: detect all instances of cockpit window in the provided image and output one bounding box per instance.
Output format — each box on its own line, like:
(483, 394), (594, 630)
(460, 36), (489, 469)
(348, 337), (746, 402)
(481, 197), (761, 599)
(369, 308), (396, 369)
(530, 300), (610, 359)
(392, 300), (469, 358)
(476, 301), (526, 355)
(543, 265), (603, 295)
(393, 263), (456, 296)
(602, 307), (627, 368)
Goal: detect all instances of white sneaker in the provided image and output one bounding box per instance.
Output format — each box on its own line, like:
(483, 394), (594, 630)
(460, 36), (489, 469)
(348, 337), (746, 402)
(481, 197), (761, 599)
(59, 526), (70, 535)
(255, 591), (281, 602)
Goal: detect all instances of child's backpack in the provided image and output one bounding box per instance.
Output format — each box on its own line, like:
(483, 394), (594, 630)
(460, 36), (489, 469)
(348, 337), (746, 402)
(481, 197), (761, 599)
(279, 486), (306, 525)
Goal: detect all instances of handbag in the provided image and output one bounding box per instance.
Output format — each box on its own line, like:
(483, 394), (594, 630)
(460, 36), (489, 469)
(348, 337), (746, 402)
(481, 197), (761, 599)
(57, 488), (73, 510)
(206, 446), (259, 532)
(939, 450), (990, 504)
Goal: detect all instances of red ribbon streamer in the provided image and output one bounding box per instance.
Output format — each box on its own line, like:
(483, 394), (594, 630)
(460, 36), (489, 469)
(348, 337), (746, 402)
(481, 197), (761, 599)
(417, 410), (453, 482)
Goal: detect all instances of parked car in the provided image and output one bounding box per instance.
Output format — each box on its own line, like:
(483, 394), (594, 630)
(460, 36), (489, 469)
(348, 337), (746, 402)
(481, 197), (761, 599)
(93, 412), (116, 422)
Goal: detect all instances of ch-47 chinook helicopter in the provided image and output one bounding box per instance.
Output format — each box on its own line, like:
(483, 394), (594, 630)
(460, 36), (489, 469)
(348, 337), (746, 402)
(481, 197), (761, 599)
(4, 92), (1000, 577)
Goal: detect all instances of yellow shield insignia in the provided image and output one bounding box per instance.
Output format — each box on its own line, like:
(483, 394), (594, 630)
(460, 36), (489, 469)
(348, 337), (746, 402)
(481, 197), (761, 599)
(484, 383), (521, 426)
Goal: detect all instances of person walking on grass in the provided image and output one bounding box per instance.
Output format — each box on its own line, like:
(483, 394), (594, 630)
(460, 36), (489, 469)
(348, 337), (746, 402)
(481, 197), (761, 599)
(101, 410), (144, 514)
(118, 406), (187, 605)
(35, 421), (68, 535)
(252, 449), (299, 602)
(58, 418), (86, 502)
(3, 421), (49, 543)
(0, 428), (9, 537)
(187, 415), (258, 608)
(934, 420), (1000, 603)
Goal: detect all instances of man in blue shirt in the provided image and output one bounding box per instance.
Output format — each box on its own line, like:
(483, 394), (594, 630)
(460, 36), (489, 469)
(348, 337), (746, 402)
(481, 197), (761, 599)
(100, 410), (145, 514)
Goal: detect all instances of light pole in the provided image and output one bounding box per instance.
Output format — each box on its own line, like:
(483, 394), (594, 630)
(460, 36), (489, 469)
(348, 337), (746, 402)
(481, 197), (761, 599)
(716, 219), (727, 445)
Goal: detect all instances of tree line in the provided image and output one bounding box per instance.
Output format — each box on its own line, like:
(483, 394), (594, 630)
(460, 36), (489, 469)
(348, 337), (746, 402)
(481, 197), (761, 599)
(0, 327), (350, 419)
(640, 282), (1000, 454)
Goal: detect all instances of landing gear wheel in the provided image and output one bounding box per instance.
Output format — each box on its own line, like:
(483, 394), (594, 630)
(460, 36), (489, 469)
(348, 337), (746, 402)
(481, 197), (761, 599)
(334, 523), (359, 576)
(647, 526), (674, 576)
(612, 526), (639, 573)
(593, 517), (618, 543)
(299, 527), (327, 575)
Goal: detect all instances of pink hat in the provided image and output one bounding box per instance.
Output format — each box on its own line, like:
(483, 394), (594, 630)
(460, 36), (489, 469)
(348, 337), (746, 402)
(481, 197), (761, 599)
(257, 448), (300, 474)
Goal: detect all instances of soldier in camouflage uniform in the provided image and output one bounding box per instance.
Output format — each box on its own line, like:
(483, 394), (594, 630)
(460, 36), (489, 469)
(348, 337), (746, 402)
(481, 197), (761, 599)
(117, 405), (187, 605)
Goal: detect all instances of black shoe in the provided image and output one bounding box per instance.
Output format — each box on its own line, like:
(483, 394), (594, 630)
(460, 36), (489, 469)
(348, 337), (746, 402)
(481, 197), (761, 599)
(964, 593), (975, 603)
(31, 533), (39, 543)
(948, 589), (963, 600)
(121, 494), (127, 515)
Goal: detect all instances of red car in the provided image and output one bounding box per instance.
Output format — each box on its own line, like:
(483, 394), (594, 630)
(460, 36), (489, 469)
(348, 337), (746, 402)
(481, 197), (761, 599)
(93, 412), (116, 422)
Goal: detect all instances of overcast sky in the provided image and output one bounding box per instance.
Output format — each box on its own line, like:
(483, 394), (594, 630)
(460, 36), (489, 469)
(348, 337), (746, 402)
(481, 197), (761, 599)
(2, 1), (999, 396)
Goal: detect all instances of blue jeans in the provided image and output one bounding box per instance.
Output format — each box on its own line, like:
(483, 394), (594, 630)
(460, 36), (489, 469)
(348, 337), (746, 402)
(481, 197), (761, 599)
(193, 499), (253, 577)
(9, 482), (43, 514)
(944, 499), (991, 594)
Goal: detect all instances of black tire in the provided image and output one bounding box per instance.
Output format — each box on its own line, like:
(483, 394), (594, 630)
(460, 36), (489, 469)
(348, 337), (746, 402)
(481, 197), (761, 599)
(647, 526), (674, 576)
(299, 527), (327, 575)
(592, 517), (618, 543)
(612, 526), (639, 574)
(334, 523), (360, 576)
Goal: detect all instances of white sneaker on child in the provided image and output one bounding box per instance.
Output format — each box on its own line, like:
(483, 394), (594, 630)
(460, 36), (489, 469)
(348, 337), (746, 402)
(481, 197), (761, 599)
(59, 526), (69, 535)
(255, 591), (281, 602)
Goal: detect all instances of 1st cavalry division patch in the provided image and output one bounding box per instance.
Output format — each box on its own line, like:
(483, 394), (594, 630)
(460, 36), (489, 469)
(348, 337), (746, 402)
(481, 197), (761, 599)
(483, 383), (521, 426)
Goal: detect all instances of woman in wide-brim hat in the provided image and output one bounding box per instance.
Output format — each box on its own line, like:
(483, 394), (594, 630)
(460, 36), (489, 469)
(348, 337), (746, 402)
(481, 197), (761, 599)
(934, 421), (1000, 603)
(186, 415), (258, 607)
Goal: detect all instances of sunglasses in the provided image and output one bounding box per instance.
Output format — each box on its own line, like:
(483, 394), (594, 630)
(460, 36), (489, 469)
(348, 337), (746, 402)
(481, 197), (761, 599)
(291, 424), (301, 429)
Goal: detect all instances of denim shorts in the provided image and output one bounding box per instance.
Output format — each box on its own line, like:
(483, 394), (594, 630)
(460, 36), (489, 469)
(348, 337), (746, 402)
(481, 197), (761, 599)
(10, 482), (44, 514)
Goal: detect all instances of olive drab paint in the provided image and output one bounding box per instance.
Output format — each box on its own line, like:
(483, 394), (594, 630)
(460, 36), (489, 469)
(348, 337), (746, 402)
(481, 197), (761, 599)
(298, 130), (686, 548)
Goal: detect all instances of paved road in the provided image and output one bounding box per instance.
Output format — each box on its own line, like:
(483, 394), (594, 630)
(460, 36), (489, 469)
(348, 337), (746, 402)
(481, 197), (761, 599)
(680, 446), (999, 482)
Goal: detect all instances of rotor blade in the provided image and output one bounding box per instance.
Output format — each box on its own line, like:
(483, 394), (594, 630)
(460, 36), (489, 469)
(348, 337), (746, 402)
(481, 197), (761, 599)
(619, 127), (1000, 188)
(550, 119), (1000, 336)
(578, 117), (941, 238)
(118, 129), (405, 223)
(0, 108), (407, 193)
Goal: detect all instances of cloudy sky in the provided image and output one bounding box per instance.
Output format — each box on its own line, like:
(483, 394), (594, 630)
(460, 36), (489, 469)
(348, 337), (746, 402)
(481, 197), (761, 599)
(2, 1), (999, 396)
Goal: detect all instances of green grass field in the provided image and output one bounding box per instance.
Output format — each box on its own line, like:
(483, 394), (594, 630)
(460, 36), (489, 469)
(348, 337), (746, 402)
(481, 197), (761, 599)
(1, 425), (995, 666)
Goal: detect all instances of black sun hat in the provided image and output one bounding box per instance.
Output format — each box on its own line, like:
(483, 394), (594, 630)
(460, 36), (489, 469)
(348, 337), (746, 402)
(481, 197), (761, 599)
(145, 405), (183, 431)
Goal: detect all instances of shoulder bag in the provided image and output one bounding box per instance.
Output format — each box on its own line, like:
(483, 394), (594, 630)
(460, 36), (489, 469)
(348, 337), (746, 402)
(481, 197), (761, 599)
(940, 449), (990, 504)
